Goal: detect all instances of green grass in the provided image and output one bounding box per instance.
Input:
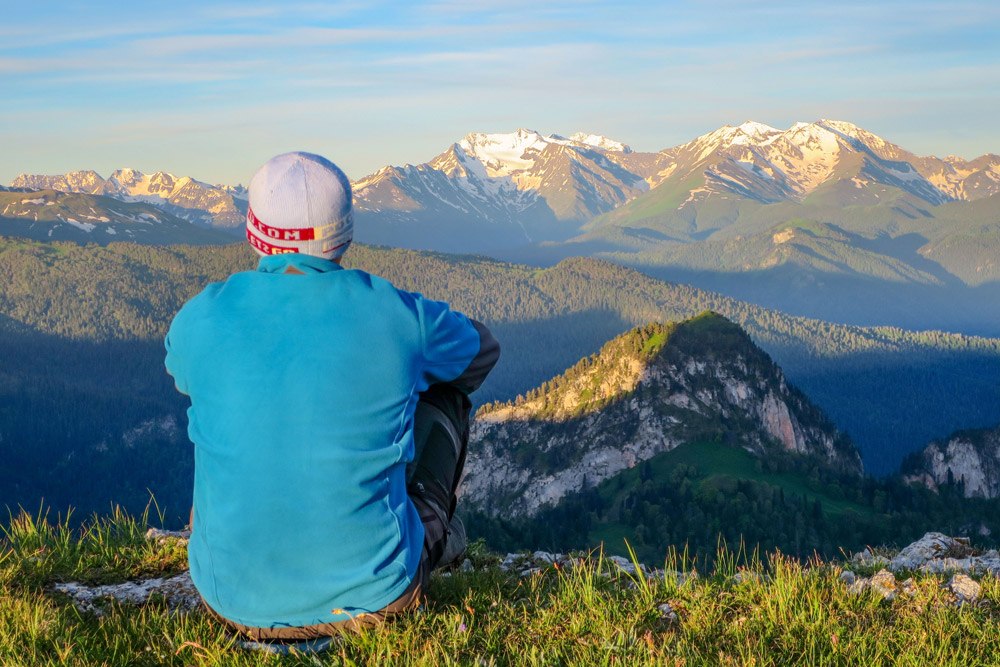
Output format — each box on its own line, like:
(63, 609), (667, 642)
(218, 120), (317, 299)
(4, 507), (1000, 665)
(0, 514), (1000, 666)
(640, 331), (668, 356)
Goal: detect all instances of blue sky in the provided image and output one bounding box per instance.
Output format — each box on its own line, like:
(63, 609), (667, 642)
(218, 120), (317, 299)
(3, 1), (999, 185)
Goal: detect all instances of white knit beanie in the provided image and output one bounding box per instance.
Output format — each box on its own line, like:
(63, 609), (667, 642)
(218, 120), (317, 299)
(246, 152), (353, 260)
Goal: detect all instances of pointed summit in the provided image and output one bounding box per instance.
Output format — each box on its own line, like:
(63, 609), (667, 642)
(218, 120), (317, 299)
(735, 120), (781, 138)
(463, 312), (862, 516)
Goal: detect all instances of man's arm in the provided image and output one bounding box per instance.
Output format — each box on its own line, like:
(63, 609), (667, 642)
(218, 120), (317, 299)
(446, 319), (500, 394)
(416, 294), (500, 394)
(164, 327), (189, 396)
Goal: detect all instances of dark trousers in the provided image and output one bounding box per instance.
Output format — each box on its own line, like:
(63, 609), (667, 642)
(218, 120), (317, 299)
(407, 383), (472, 574)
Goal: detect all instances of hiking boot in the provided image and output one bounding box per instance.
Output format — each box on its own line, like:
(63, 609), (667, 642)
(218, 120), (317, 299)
(437, 514), (467, 569)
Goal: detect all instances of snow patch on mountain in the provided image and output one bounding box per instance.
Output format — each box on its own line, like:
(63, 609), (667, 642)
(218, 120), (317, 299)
(567, 133), (632, 153)
(458, 129), (552, 175)
(63, 218), (96, 233)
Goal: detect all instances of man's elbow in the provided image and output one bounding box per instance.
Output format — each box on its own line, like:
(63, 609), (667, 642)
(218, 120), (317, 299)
(474, 320), (501, 374)
(452, 320), (500, 394)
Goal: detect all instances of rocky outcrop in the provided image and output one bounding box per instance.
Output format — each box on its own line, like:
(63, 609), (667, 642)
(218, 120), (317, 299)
(888, 532), (975, 570)
(54, 573), (199, 616)
(462, 313), (861, 517)
(901, 425), (1000, 498)
(848, 532), (1000, 577)
(841, 532), (992, 606)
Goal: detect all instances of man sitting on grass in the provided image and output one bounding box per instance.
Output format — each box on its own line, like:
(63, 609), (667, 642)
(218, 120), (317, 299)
(164, 152), (499, 644)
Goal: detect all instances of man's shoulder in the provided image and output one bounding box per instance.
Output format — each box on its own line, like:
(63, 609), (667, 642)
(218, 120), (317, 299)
(169, 271), (253, 328)
(337, 267), (426, 307)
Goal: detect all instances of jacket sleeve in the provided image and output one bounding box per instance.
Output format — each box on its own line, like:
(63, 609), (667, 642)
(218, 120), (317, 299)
(164, 314), (190, 396)
(417, 296), (500, 394)
(448, 319), (500, 394)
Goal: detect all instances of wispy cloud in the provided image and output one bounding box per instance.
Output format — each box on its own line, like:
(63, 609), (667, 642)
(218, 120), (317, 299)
(1, 0), (998, 185)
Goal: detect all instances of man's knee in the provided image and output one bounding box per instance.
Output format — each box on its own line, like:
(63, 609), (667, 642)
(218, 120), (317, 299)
(409, 384), (470, 513)
(418, 383), (472, 437)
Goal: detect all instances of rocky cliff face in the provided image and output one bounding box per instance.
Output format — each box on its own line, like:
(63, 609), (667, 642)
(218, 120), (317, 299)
(461, 313), (861, 517)
(902, 425), (1000, 498)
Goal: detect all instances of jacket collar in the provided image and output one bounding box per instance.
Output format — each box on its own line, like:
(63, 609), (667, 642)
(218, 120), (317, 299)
(256, 253), (342, 275)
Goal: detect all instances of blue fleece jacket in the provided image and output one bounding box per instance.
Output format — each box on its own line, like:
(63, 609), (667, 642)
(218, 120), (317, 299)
(164, 253), (482, 629)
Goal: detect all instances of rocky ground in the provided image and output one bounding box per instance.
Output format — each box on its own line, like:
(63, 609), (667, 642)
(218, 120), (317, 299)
(53, 530), (993, 615)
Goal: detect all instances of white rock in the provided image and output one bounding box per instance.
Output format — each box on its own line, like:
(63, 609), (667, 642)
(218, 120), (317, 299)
(145, 528), (191, 547)
(870, 569), (898, 600)
(53, 572), (199, 615)
(947, 574), (981, 605)
(890, 533), (973, 571)
(656, 602), (678, 622)
(850, 548), (889, 568)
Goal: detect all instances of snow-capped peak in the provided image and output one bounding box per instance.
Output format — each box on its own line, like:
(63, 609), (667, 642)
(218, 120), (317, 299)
(568, 133), (632, 153)
(455, 128), (635, 177)
(814, 119), (896, 156)
(785, 121), (842, 144)
(734, 121), (781, 139)
(109, 168), (144, 188)
(458, 129), (552, 175)
(682, 121), (785, 158)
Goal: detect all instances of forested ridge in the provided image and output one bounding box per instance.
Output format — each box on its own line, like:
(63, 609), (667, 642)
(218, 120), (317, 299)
(2, 237), (1000, 524)
(469, 439), (999, 563)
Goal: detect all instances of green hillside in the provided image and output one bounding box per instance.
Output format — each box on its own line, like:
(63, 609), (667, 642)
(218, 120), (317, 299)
(469, 434), (999, 566)
(2, 237), (1000, 523)
(587, 441), (878, 560)
(605, 440), (872, 516)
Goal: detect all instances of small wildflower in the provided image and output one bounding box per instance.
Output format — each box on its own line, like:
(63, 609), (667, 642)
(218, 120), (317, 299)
(458, 623), (467, 632)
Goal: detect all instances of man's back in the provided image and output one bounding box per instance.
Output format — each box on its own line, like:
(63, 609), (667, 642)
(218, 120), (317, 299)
(166, 252), (482, 629)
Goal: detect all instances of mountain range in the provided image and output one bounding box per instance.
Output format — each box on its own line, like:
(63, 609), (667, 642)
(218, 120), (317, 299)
(354, 120), (1000, 252)
(8, 119), (1000, 335)
(0, 189), (234, 245)
(346, 120), (1000, 335)
(14, 120), (999, 244)
(9, 169), (246, 230)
